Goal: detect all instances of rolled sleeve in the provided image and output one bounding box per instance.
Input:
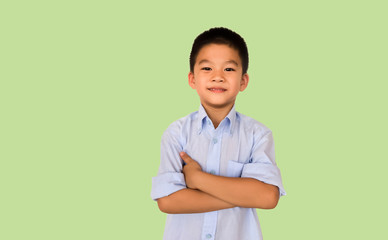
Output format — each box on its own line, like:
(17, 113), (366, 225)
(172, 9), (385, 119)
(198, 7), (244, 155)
(151, 172), (186, 200)
(151, 121), (186, 201)
(242, 162), (286, 196)
(243, 128), (286, 197)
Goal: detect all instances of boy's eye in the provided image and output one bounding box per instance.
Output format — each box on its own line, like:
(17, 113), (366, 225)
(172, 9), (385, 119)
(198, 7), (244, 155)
(201, 67), (212, 71)
(225, 68), (235, 72)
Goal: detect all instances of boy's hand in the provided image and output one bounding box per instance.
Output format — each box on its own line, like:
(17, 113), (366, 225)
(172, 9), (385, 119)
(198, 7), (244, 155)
(180, 152), (202, 189)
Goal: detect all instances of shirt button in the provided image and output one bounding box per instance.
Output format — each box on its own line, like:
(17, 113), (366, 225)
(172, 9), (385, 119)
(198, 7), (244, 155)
(212, 138), (218, 144)
(206, 233), (212, 239)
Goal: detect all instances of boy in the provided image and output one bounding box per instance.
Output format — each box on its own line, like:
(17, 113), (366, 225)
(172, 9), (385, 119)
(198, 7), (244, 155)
(151, 27), (286, 240)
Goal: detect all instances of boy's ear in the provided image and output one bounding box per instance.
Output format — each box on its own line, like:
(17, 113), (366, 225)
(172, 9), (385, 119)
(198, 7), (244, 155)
(239, 73), (249, 92)
(188, 72), (196, 89)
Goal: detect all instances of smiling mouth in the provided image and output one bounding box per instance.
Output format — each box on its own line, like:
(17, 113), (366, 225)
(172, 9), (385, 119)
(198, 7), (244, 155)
(208, 88), (226, 93)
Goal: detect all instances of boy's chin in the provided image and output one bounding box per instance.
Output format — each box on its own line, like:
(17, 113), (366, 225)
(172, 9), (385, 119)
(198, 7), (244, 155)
(201, 101), (235, 110)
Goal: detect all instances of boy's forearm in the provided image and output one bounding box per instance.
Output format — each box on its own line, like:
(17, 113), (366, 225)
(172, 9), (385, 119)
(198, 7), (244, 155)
(157, 188), (236, 214)
(181, 152), (279, 209)
(193, 172), (279, 209)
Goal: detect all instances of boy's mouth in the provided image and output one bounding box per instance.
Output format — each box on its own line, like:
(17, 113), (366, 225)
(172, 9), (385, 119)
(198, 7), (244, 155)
(208, 88), (226, 93)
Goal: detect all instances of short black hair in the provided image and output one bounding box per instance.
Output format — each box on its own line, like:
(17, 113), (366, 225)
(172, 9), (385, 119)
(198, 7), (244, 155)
(189, 27), (249, 74)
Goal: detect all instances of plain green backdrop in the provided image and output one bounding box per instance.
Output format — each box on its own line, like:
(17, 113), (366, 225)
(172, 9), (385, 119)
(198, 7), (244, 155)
(1, 0), (387, 239)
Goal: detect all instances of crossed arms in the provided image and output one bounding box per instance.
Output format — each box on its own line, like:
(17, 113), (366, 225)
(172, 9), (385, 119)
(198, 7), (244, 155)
(157, 152), (280, 214)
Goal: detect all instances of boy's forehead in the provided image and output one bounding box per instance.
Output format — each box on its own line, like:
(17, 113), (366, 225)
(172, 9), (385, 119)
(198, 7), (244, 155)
(196, 44), (242, 64)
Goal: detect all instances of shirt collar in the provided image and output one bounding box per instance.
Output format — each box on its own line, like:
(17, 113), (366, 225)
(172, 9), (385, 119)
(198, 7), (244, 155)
(225, 105), (236, 135)
(197, 104), (237, 135)
(197, 105), (208, 134)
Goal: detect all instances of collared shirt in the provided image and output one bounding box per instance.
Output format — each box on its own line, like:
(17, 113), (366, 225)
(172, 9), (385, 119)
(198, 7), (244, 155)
(151, 105), (286, 240)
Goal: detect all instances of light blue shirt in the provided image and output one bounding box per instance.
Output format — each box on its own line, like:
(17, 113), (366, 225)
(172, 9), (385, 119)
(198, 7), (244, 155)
(151, 105), (286, 240)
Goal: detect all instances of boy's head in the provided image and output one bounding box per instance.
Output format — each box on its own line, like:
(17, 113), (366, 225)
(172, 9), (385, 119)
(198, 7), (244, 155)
(188, 27), (250, 111)
(189, 27), (249, 74)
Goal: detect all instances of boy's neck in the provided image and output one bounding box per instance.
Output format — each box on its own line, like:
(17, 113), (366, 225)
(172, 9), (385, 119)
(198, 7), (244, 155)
(202, 103), (234, 129)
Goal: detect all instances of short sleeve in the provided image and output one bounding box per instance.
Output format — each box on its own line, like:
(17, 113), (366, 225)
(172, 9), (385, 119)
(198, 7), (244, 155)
(151, 123), (187, 201)
(241, 129), (286, 197)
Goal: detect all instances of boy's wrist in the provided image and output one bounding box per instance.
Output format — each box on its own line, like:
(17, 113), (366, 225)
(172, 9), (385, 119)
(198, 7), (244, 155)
(193, 171), (208, 191)
(186, 170), (204, 190)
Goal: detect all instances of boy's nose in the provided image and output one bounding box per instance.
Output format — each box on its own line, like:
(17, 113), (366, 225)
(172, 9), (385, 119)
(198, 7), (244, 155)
(212, 70), (224, 82)
(212, 78), (224, 82)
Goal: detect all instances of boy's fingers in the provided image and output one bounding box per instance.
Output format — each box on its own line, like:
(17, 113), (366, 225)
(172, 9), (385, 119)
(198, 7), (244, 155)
(180, 152), (192, 163)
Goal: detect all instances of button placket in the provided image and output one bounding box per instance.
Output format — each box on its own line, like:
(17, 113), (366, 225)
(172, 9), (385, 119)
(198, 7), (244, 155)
(201, 130), (222, 239)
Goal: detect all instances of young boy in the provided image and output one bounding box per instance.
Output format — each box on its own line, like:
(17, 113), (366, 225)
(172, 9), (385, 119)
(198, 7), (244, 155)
(151, 27), (286, 240)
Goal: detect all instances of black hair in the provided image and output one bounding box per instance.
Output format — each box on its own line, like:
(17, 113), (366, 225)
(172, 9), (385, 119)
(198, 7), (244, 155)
(189, 27), (249, 74)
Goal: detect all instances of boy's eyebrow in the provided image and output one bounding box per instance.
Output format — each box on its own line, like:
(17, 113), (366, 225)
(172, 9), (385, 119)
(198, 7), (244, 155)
(198, 59), (239, 66)
(198, 59), (211, 65)
(225, 60), (239, 66)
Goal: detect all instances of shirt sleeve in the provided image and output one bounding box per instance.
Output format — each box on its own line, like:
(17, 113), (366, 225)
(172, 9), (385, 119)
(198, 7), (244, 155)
(241, 129), (286, 197)
(151, 123), (187, 201)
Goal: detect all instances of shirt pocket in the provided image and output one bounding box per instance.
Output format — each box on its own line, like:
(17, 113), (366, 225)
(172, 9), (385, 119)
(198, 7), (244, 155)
(226, 160), (244, 178)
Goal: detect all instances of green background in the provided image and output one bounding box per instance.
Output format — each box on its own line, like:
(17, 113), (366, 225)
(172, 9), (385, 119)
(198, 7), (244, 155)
(1, 0), (387, 239)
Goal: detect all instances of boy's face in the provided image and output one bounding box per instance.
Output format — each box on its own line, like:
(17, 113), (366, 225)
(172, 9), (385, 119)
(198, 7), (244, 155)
(188, 44), (249, 110)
